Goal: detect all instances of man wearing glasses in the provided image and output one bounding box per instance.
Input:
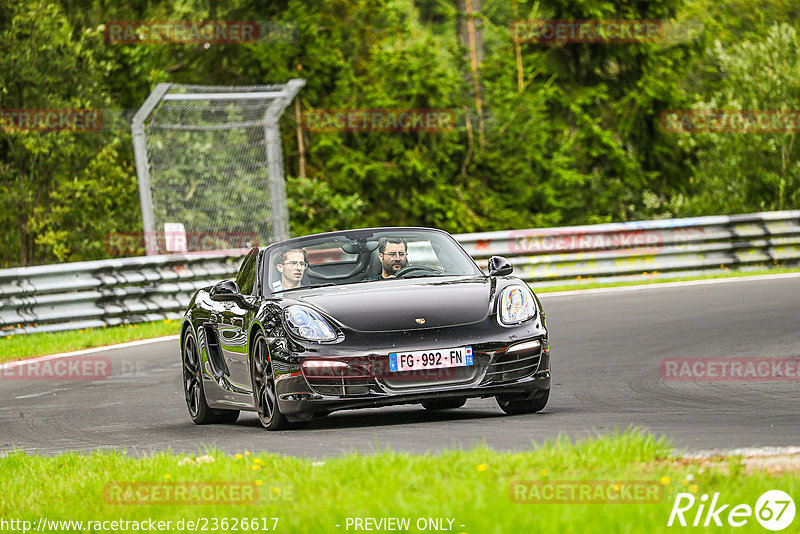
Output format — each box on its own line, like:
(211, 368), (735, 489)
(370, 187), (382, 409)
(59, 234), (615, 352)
(378, 237), (408, 278)
(273, 248), (308, 291)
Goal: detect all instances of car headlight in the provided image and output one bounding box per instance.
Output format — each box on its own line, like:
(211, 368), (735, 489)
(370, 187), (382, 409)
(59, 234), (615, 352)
(498, 286), (537, 325)
(284, 306), (337, 341)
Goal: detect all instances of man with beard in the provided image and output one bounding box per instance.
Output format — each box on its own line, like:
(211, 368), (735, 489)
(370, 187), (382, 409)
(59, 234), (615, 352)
(378, 237), (408, 278)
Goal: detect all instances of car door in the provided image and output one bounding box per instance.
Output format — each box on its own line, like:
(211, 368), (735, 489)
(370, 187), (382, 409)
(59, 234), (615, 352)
(215, 248), (258, 389)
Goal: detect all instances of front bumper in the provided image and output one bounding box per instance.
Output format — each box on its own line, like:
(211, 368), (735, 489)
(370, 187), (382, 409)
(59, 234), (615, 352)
(279, 368), (550, 419)
(272, 319), (551, 419)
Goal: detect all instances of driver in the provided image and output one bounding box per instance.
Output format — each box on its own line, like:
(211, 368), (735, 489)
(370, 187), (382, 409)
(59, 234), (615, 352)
(273, 248), (308, 291)
(378, 237), (408, 278)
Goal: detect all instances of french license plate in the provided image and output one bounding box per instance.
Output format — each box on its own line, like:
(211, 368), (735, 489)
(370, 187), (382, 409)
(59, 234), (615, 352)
(389, 347), (473, 372)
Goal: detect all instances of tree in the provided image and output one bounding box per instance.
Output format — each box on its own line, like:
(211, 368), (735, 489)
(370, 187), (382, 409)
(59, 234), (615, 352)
(0, 0), (126, 265)
(669, 23), (800, 214)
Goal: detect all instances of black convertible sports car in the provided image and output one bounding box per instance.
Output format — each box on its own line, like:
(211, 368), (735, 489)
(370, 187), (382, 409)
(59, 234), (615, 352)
(180, 227), (550, 429)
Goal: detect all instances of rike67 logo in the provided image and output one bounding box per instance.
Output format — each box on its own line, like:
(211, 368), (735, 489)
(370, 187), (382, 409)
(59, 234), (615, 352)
(668, 490), (795, 531)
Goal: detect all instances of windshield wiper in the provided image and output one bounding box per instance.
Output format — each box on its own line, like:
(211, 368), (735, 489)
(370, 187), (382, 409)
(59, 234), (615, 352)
(279, 283), (338, 292)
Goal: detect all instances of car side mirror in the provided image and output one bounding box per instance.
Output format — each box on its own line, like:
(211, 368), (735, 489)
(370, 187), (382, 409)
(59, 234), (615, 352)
(210, 280), (251, 308)
(488, 256), (513, 277)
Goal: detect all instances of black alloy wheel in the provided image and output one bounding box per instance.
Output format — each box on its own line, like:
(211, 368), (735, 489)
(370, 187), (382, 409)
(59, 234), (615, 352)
(182, 328), (239, 424)
(250, 333), (305, 430)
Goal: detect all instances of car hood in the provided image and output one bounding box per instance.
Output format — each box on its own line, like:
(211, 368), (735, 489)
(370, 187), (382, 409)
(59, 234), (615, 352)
(292, 276), (493, 332)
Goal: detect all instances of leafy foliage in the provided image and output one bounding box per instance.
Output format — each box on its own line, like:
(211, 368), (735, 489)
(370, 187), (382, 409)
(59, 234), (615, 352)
(0, 0), (797, 266)
(670, 23), (800, 214)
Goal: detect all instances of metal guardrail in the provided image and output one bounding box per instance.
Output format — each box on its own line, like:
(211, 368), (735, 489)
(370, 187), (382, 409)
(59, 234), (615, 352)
(0, 252), (245, 336)
(460, 210), (800, 287)
(2, 211), (799, 336)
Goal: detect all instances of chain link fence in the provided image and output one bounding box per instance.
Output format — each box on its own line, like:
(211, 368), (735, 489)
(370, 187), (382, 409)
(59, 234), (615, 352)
(132, 80), (304, 255)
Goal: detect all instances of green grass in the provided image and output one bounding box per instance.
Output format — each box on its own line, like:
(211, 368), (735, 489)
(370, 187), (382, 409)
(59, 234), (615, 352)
(1, 429), (796, 533)
(535, 266), (800, 293)
(0, 319), (180, 364)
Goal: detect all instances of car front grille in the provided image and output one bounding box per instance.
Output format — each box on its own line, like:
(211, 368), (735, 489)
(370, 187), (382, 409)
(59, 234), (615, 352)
(377, 365), (477, 390)
(486, 343), (542, 383)
(303, 371), (377, 396)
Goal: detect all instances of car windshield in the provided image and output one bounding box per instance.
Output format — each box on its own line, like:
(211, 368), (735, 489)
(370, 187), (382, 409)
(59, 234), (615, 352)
(266, 229), (482, 293)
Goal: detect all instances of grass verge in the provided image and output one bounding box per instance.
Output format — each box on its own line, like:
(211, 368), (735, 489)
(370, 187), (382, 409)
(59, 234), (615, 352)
(0, 319), (179, 364)
(535, 266), (800, 293)
(1, 429), (797, 533)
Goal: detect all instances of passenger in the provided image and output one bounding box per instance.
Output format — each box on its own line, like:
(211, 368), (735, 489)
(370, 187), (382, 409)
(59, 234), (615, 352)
(273, 248), (308, 291)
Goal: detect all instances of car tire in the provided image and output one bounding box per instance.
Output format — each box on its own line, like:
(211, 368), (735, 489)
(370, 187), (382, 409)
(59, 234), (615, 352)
(182, 328), (240, 425)
(496, 389), (549, 415)
(421, 397), (467, 410)
(250, 332), (307, 430)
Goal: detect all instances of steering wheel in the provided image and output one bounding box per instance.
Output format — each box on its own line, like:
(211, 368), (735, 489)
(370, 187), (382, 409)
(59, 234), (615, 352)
(393, 265), (441, 278)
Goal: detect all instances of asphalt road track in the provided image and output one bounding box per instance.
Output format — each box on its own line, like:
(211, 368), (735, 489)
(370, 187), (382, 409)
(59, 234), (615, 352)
(1, 275), (798, 457)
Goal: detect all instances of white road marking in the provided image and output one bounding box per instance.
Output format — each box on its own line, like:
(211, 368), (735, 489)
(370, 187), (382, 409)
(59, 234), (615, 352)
(0, 335), (180, 371)
(538, 272), (800, 298)
(16, 389), (70, 399)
